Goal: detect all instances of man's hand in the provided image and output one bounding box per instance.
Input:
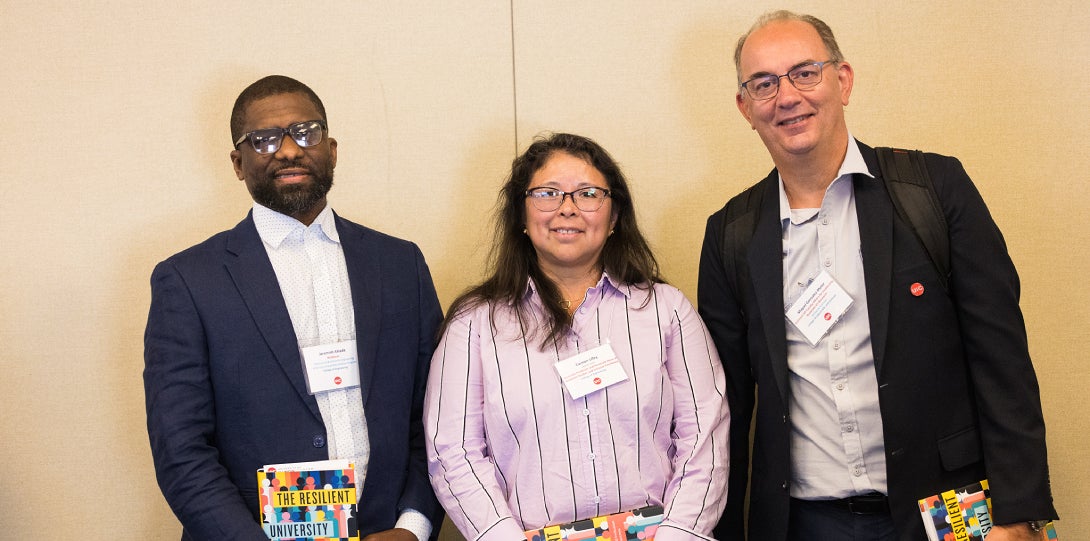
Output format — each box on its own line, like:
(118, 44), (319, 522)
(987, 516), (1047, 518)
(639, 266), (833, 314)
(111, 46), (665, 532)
(985, 523), (1045, 541)
(362, 527), (418, 541)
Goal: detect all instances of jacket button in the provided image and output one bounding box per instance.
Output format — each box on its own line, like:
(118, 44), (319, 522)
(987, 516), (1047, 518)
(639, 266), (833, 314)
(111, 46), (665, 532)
(313, 435), (326, 448)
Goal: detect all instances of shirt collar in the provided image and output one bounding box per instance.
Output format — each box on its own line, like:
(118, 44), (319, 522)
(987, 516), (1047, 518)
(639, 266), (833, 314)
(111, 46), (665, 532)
(778, 134), (872, 223)
(252, 202), (340, 249)
(839, 135), (872, 180)
(521, 270), (629, 304)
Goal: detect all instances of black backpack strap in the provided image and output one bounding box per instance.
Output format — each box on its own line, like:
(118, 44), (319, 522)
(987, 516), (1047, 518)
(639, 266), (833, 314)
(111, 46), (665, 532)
(719, 181), (765, 297)
(875, 147), (951, 290)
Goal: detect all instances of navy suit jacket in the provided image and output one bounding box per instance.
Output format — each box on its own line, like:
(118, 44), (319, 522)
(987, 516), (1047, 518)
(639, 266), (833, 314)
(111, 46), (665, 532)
(144, 210), (443, 540)
(698, 142), (1056, 541)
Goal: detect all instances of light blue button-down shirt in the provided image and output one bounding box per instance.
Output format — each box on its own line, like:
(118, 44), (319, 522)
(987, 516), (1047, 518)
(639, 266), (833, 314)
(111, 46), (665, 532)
(779, 137), (888, 499)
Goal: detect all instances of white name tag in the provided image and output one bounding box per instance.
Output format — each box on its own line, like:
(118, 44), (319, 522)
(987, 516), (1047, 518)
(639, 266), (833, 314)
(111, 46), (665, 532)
(300, 339), (361, 394)
(554, 343), (629, 400)
(785, 270), (853, 346)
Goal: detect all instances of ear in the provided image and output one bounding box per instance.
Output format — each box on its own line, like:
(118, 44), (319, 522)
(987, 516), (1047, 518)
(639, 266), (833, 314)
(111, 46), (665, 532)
(736, 91), (754, 128)
(230, 149), (245, 180)
(836, 61), (854, 106)
(328, 137), (338, 168)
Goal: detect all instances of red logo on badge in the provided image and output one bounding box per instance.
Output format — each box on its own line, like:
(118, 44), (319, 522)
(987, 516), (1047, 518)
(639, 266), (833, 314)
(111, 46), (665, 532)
(910, 282), (925, 297)
(593, 377), (602, 385)
(334, 376), (342, 385)
(824, 312), (832, 321)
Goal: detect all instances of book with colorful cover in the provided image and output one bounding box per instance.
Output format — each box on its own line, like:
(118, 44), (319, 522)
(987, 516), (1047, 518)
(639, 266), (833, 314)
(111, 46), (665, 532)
(523, 504), (664, 541)
(257, 459), (359, 541)
(917, 479), (1059, 541)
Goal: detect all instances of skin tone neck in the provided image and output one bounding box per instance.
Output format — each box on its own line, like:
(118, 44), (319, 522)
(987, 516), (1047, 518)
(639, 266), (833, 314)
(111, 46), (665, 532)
(541, 260), (604, 311)
(775, 129), (849, 209)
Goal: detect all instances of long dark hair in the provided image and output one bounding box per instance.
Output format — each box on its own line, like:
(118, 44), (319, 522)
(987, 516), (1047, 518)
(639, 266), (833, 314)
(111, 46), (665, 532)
(441, 132), (663, 349)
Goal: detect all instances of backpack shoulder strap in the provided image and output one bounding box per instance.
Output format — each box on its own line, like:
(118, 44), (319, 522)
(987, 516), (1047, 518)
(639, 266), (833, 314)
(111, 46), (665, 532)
(875, 147), (951, 290)
(719, 180), (765, 296)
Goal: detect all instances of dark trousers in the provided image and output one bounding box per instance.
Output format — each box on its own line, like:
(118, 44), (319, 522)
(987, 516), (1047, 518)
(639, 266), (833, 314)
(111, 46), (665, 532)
(787, 498), (897, 541)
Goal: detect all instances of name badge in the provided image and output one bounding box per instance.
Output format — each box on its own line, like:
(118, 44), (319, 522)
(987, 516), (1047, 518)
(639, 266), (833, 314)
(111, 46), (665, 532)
(785, 270), (853, 346)
(554, 342), (629, 400)
(300, 339), (361, 394)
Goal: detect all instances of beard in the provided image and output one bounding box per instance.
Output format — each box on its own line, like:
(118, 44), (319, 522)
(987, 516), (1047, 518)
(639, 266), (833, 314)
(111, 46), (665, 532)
(249, 161), (335, 218)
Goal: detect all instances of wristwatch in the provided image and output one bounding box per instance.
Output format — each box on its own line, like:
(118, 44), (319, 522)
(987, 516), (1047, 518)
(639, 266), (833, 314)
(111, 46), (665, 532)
(1027, 520), (1050, 532)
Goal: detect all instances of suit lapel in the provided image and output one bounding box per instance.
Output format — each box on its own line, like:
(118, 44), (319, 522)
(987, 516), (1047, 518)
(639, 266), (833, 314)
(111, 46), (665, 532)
(748, 143), (895, 400)
(224, 213), (322, 421)
(856, 143), (894, 376)
(336, 214), (380, 407)
(748, 174), (791, 404)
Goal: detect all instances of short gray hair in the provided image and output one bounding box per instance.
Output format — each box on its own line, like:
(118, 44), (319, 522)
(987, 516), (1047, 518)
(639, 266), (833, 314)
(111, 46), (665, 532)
(733, 10), (845, 86)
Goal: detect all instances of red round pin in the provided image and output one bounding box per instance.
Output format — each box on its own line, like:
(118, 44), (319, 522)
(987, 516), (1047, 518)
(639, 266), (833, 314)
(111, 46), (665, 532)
(824, 313), (832, 321)
(334, 376), (342, 385)
(910, 282), (925, 297)
(593, 377), (602, 385)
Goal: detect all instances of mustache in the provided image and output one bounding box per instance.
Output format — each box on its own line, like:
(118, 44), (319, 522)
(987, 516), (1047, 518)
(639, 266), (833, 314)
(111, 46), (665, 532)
(270, 161), (315, 175)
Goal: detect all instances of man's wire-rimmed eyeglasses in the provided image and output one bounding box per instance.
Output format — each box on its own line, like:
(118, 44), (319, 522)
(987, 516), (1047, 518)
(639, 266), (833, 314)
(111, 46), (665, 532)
(740, 60), (837, 101)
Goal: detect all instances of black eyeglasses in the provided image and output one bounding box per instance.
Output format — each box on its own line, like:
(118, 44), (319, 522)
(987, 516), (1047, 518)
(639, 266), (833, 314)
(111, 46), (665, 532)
(740, 61), (837, 101)
(233, 120), (327, 154)
(525, 186), (611, 212)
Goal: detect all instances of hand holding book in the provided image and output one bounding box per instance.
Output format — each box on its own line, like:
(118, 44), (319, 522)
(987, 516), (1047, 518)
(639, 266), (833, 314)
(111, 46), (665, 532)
(257, 459), (359, 541)
(917, 479), (1058, 541)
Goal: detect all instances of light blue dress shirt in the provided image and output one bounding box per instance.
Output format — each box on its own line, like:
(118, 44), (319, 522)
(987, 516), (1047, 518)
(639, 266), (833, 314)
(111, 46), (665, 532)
(778, 137), (888, 499)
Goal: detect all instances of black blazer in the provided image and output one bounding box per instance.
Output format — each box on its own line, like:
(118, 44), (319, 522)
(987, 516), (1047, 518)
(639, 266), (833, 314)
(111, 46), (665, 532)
(698, 142), (1055, 541)
(144, 211), (443, 540)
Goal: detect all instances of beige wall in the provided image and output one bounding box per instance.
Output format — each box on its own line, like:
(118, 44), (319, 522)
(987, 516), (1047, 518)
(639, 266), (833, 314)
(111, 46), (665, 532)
(2, 2), (1086, 539)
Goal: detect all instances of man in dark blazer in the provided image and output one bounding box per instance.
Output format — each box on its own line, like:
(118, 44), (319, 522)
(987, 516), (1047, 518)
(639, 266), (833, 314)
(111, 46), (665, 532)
(144, 76), (442, 541)
(698, 11), (1056, 541)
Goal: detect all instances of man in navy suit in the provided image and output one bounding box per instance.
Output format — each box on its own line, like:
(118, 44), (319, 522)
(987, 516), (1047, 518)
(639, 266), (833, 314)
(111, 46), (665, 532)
(698, 11), (1057, 541)
(144, 75), (443, 541)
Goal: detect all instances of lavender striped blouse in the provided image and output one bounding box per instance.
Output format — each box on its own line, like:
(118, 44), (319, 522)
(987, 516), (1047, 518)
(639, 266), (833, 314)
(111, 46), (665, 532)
(424, 274), (729, 541)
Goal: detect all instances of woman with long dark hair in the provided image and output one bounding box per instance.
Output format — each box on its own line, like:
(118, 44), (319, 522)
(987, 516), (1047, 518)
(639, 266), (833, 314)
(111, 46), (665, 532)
(424, 133), (728, 541)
